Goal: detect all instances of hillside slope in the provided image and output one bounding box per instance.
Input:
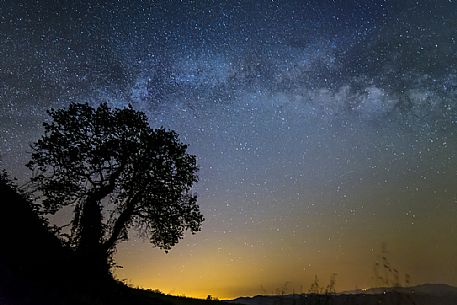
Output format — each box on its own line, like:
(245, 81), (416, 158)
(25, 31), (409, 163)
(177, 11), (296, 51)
(0, 172), (222, 305)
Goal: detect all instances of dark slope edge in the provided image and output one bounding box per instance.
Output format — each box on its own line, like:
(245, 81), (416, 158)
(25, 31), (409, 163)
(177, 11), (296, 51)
(0, 173), (223, 305)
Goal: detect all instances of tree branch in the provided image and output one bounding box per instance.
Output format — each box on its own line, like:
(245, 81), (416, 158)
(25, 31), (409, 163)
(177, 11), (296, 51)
(102, 194), (138, 253)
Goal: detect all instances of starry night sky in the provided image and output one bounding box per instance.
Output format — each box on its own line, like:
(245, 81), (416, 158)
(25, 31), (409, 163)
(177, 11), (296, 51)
(1, 0), (457, 299)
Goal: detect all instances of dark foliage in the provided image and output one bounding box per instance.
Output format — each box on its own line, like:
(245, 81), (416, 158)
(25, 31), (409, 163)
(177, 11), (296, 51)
(27, 102), (203, 276)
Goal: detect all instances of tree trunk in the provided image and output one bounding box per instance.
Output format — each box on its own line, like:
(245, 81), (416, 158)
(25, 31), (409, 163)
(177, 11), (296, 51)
(76, 195), (109, 278)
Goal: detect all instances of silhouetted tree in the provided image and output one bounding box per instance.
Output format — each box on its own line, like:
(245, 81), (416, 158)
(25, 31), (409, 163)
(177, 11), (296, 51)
(27, 102), (203, 276)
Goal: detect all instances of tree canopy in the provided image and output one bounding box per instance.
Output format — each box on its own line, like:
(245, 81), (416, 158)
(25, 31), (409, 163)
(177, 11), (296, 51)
(27, 102), (203, 274)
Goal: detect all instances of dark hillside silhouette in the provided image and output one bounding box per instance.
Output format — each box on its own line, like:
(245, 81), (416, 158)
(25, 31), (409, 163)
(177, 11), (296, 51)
(0, 171), (220, 305)
(0, 170), (81, 304)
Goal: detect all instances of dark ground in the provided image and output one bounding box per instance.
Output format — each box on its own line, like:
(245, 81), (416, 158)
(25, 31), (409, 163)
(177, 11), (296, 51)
(0, 172), (224, 305)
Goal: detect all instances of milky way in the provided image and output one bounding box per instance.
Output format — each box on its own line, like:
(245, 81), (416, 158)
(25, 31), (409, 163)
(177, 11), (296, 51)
(1, 0), (457, 299)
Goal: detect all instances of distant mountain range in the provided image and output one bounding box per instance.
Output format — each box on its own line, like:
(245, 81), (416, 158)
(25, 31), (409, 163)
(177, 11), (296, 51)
(227, 284), (457, 305)
(341, 283), (457, 296)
